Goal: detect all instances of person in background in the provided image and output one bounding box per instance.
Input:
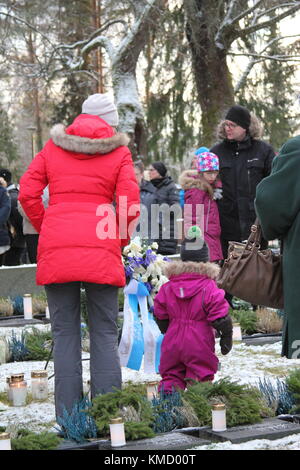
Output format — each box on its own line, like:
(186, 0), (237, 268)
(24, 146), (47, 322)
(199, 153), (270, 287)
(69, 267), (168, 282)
(179, 151), (223, 263)
(0, 177), (11, 266)
(133, 160), (157, 243)
(154, 230), (232, 393)
(0, 169), (25, 265)
(17, 186), (49, 263)
(149, 161), (180, 256)
(19, 92), (140, 420)
(255, 135), (300, 359)
(210, 105), (275, 259)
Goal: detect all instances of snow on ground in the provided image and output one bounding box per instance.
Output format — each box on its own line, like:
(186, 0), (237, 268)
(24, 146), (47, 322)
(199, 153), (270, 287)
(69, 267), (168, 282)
(1, 330), (300, 450)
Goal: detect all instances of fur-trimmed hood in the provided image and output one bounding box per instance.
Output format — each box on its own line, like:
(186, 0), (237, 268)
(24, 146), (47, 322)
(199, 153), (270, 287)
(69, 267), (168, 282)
(178, 169), (212, 194)
(50, 119), (130, 156)
(163, 260), (220, 280)
(216, 112), (264, 141)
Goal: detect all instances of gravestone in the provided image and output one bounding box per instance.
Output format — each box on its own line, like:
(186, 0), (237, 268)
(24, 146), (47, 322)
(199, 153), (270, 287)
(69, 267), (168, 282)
(199, 417), (300, 444)
(0, 264), (44, 298)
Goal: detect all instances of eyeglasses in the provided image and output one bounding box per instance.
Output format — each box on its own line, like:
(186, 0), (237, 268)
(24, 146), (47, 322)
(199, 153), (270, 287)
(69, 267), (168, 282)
(224, 122), (238, 129)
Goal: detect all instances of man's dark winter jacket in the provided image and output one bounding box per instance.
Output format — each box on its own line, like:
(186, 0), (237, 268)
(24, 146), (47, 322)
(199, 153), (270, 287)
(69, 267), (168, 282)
(151, 176), (180, 255)
(0, 186), (11, 247)
(135, 179), (157, 242)
(211, 126), (275, 244)
(6, 184), (25, 248)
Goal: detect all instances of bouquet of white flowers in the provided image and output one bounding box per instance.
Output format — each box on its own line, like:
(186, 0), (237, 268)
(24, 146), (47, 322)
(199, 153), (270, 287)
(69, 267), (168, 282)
(122, 237), (170, 298)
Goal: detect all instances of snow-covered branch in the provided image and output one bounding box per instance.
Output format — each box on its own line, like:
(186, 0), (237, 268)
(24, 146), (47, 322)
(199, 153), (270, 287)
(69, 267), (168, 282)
(239, 3), (300, 37)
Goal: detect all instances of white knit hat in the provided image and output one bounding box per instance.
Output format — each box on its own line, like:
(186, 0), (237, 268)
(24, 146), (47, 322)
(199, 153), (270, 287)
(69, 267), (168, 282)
(81, 93), (119, 126)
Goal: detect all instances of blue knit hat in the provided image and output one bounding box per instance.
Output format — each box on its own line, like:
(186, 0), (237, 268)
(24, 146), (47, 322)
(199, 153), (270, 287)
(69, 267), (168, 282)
(194, 146), (209, 156)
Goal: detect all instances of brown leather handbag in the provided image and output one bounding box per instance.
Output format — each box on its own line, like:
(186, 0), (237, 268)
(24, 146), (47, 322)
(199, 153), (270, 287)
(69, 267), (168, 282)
(217, 220), (284, 309)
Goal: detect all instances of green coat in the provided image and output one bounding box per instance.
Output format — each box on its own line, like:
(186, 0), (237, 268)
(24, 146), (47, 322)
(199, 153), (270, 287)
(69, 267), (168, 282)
(255, 135), (300, 358)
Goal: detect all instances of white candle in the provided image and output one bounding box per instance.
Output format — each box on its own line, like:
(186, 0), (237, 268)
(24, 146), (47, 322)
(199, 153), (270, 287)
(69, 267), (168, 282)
(9, 381), (27, 407)
(146, 381), (158, 401)
(0, 433), (11, 450)
(23, 294), (33, 320)
(233, 323), (242, 341)
(6, 377), (12, 403)
(31, 371), (48, 400)
(212, 403), (227, 432)
(109, 418), (126, 447)
(45, 305), (50, 319)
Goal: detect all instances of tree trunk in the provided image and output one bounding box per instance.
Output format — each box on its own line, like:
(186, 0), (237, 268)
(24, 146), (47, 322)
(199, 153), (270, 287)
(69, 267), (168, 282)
(184, 0), (235, 146)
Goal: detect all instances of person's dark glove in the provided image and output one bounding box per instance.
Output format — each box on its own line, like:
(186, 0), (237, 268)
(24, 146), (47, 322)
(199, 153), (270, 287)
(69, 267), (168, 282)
(211, 315), (233, 355)
(154, 318), (169, 334)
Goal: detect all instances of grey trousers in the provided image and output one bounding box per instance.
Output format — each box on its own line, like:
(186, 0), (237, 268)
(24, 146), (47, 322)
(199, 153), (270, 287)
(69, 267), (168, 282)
(45, 282), (121, 420)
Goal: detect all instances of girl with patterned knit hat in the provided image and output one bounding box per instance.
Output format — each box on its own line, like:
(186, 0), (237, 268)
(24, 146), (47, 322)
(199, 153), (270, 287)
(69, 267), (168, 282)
(179, 151), (223, 262)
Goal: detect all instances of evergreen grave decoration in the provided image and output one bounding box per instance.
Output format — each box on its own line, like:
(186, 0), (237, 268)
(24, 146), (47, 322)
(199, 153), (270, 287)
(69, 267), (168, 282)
(8, 328), (52, 362)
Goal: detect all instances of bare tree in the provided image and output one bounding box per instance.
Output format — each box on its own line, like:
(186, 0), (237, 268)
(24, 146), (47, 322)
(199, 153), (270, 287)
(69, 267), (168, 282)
(184, 0), (300, 144)
(52, 0), (167, 157)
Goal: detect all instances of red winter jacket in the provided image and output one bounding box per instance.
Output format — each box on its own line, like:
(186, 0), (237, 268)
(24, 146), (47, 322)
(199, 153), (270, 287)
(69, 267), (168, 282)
(19, 114), (140, 286)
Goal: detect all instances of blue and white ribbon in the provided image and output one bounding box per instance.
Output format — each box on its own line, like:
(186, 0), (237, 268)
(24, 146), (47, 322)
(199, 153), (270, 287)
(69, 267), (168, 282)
(118, 279), (163, 373)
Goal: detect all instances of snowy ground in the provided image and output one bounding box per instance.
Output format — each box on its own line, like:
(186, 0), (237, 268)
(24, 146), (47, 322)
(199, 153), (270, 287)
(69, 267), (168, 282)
(1, 325), (300, 450)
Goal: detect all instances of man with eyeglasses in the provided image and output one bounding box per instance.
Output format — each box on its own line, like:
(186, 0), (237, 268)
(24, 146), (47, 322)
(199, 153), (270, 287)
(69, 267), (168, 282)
(210, 104), (275, 273)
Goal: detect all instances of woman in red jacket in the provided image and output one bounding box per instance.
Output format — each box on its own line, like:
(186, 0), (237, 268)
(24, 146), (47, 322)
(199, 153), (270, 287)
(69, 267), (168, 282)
(19, 93), (140, 420)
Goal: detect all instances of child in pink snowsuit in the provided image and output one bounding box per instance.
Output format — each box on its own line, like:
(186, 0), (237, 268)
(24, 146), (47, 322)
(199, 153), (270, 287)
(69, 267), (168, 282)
(154, 233), (232, 392)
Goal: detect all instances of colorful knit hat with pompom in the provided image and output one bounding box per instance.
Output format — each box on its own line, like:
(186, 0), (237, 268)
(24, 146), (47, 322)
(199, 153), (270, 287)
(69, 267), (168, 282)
(196, 151), (219, 173)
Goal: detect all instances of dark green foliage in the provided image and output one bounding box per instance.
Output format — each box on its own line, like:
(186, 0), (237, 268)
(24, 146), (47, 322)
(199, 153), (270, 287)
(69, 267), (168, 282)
(285, 369), (300, 413)
(8, 331), (29, 362)
(8, 328), (52, 362)
(151, 390), (186, 433)
(124, 421), (155, 440)
(24, 328), (52, 361)
(0, 106), (18, 169)
(11, 429), (61, 451)
(12, 295), (24, 315)
(258, 377), (295, 415)
(231, 309), (257, 335)
(90, 383), (154, 441)
(56, 396), (98, 443)
(183, 378), (267, 427)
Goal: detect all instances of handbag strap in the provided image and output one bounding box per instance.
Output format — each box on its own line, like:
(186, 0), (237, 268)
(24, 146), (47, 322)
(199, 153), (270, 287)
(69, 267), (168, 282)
(245, 218), (262, 250)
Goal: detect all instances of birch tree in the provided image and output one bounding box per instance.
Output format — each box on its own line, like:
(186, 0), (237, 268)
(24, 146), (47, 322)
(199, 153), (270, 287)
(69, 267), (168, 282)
(52, 0), (167, 156)
(184, 0), (300, 145)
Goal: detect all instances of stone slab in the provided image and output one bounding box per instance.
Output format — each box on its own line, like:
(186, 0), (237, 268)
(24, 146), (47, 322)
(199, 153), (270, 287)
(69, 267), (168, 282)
(58, 433), (210, 451)
(0, 318), (43, 327)
(243, 335), (282, 346)
(98, 432), (210, 451)
(199, 417), (300, 444)
(0, 264), (45, 298)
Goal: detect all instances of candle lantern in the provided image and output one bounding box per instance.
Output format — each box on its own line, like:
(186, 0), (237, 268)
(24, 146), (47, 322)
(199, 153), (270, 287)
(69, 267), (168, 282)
(0, 433), (11, 450)
(6, 377), (12, 403)
(9, 380), (27, 407)
(232, 323), (242, 342)
(146, 381), (159, 401)
(31, 370), (48, 400)
(10, 373), (25, 383)
(45, 305), (50, 319)
(23, 294), (33, 320)
(109, 417), (126, 447)
(212, 403), (227, 432)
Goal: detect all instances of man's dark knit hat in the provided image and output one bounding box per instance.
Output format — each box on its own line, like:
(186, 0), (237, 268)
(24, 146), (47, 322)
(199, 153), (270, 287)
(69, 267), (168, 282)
(0, 169), (12, 184)
(152, 162), (167, 177)
(225, 105), (251, 130)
